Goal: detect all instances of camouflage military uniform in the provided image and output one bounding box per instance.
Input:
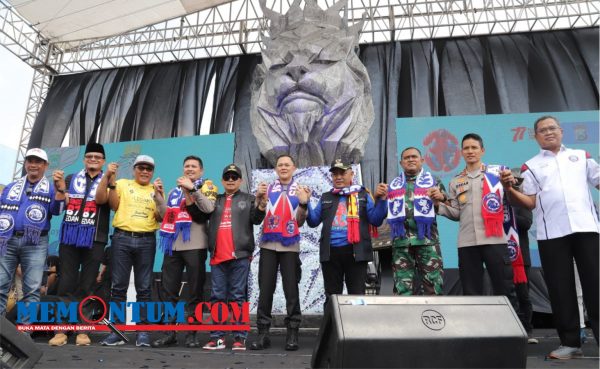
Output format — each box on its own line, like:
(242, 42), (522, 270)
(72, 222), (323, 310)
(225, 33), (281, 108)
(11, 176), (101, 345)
(392, 175), (445, 295)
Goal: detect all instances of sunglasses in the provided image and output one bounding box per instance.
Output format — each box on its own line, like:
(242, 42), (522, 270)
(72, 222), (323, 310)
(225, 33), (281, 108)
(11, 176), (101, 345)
(84, 154), (105, 160)
(135, 165), (154, 172)
(223, 173), (240, 181)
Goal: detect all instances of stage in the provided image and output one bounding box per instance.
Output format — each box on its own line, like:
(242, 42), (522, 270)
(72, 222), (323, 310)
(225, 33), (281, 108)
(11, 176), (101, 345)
(31, 328), (598, 368)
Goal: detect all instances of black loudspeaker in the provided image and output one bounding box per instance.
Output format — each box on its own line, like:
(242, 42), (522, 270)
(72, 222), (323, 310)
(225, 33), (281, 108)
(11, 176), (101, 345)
(311, 295), (527, 368)
(0, 317), (43, 369)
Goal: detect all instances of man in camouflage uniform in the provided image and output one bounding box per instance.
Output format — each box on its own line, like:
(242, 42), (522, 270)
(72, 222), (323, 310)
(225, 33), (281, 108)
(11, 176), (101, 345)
(389, 147), (445, 295)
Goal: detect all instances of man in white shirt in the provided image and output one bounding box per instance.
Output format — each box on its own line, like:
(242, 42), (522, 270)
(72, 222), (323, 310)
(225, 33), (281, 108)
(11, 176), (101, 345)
(502, 116), (599, 360)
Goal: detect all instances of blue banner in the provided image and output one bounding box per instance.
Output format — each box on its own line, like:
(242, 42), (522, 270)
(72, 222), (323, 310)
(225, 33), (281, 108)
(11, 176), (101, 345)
(396, 111), (599, 267)
(44, 134), (235, 271)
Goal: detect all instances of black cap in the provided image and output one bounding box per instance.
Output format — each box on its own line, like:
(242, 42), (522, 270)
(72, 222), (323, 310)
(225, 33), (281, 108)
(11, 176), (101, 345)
(85, 142), (105, 157)
(222, 164), (242, 178)
(329, 159), (352, 172)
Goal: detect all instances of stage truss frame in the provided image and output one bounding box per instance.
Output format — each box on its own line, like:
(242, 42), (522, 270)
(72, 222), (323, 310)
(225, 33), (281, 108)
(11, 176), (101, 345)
(1, 0), (598, 177)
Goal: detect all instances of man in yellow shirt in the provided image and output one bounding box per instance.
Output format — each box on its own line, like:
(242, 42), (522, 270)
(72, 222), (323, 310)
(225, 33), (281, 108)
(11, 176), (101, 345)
(95, 154), (160, 347)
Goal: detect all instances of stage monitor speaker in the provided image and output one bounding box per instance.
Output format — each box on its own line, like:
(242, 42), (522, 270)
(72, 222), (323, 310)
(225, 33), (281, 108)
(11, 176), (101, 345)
(311, 295), (526, 368)
(0, 316), (42, 369)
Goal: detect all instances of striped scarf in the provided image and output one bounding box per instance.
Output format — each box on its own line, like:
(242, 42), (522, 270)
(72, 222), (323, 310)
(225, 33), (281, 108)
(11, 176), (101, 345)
(331, 185), (363, 244)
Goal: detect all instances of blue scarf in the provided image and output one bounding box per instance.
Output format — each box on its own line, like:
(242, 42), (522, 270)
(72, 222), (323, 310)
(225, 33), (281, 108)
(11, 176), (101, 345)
(158, 179), (203, 255)
(387, 170), (436, 239)
(0, 176), (52, 255)
(60, 170), (103, 248)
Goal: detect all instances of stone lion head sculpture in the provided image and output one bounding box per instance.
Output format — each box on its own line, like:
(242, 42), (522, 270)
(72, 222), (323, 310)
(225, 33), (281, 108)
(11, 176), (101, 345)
(251, 0), (373, 167)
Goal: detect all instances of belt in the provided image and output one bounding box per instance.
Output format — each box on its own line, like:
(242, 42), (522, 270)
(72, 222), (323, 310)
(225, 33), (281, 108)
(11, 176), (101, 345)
(14, 230), (48, 237)
(114, 228), (156, 238)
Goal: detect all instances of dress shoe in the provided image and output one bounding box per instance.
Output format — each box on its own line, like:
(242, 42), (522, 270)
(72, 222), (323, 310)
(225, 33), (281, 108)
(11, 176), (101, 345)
(249, 331), (271, 350)
(151, 332), (177, 348)
(185, 332), (200, 348)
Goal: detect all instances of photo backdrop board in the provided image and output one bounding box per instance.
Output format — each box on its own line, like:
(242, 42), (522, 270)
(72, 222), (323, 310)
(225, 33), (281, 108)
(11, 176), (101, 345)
(43, 133), (235, 272)
(396, 111), (599, 268)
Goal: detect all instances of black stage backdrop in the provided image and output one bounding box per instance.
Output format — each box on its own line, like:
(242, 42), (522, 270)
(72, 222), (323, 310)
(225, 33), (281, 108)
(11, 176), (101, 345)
(29, 28), (599, 311)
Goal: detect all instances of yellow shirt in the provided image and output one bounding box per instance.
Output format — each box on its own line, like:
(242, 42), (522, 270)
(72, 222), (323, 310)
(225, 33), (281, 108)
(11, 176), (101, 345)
(112, 179), (159, 232)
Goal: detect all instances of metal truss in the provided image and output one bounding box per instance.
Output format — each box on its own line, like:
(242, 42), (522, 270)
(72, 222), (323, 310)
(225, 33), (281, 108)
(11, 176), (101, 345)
(45, 0), (600, 74)
(12, 68), (53, 180)
(3, 0), (599, 74)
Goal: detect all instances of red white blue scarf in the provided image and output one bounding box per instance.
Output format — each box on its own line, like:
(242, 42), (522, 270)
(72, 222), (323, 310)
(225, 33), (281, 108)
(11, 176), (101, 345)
(387, 169), (436, 239)
(60, 169), (103, 248)
(331, 185), (363, 244)
(481, 164), (505, 237)
(0, 176), (52, 255)
(158, 179), (203, 255)
(262, 179), (300, 246)
(503, 198), (527, 284)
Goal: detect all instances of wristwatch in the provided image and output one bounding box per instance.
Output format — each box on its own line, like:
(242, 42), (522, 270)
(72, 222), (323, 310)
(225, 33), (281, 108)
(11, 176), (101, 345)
(107, 184), (116, 190)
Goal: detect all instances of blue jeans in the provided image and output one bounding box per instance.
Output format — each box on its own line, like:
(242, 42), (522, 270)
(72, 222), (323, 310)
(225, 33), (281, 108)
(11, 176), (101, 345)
(110, 232), (156, 324)
(0, 235), (48, 324)
(210, 257), (250, 339)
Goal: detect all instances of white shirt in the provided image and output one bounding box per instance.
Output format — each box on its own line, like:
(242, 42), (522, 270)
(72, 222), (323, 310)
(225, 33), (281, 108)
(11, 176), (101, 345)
(522, 145), (600, 240)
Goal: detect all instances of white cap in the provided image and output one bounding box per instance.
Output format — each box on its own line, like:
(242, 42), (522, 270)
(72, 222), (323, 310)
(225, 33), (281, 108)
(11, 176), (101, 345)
(134, 154), (155, 167)
(25, 148), (48, 162)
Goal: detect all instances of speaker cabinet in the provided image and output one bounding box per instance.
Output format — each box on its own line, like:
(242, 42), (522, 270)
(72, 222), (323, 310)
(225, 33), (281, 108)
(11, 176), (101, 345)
(311, 295), (527, 368)
(0, 317), (42, 369)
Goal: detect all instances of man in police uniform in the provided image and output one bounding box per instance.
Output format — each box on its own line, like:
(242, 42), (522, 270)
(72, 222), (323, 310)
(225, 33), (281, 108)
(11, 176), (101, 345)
(430, 134), (518, 309)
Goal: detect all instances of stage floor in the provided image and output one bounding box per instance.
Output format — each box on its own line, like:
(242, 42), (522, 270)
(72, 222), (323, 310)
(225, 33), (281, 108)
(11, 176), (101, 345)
(31, 328), (598, 368)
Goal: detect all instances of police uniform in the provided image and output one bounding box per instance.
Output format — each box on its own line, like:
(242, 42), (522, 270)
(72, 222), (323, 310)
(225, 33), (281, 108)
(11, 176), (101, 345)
(438, 166), (517, 307)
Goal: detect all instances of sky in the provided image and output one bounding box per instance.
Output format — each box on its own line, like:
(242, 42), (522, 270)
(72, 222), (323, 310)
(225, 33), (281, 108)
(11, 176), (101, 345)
(0, 46), (32, 150)
(0, 46), (33, 183)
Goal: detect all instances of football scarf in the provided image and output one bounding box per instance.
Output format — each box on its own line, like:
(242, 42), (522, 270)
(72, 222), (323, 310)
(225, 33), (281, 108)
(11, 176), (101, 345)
(59, 170), (102, 248)
(503, 198), (528, 284)
(158, 179), (204, 256)
(0, 176), (52, 255)
(331, 185), (363, 244)
(262, 179), (300, 246)
(481, 164), (505, 238)
(387, 169), (436, 239)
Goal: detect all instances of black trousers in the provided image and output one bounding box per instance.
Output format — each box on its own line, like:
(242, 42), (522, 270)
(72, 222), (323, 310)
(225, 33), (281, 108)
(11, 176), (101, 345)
(160, 249), (207, 317)
(256, 248), (302, 329)
(458, 244), (519, 312)
(515, 266), (533, 333)
(321, 245), (367, 309)
(57, 241), (105, 299)
(538, 232), (599, 347)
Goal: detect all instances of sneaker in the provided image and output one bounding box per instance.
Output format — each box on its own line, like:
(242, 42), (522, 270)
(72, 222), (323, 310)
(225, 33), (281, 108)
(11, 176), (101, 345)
(48, 333), (68, 346)
(232, 337), (246, 351)
(76, 333), (91, 346)
(580, 328), (588, 344)
(136, 332), (151, 347)
(527, 337), (539, 344)
(203, 338), (226, 350)
(548, 345), (583, 360)
(100, 333), (125, 346)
